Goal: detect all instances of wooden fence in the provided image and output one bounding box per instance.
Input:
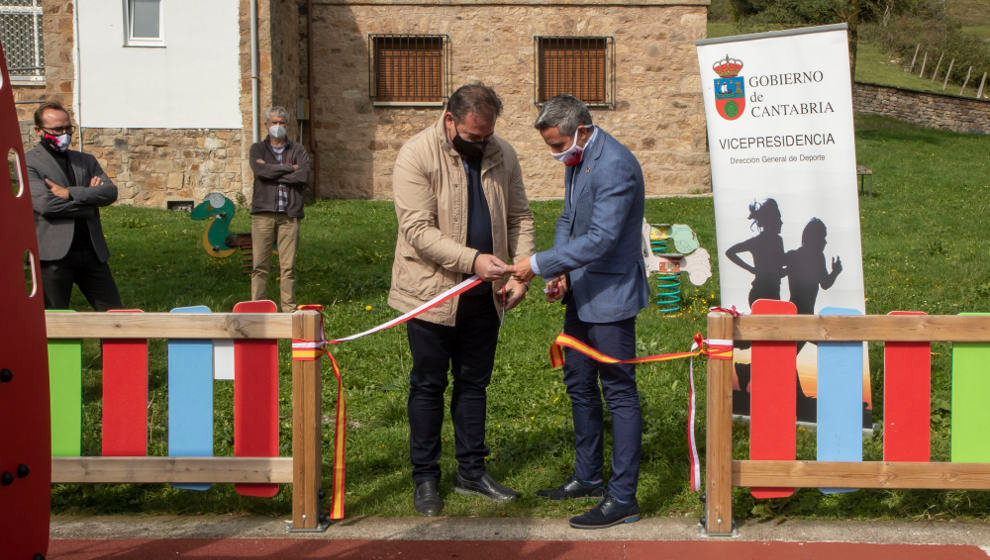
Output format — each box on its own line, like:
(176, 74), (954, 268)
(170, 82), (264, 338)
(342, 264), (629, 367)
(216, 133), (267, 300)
(703, 312), (990, 536)
(45, 310), (327, 532)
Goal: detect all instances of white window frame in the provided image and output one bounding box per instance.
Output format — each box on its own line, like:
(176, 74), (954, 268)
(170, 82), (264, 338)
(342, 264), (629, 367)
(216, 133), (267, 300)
(0, 0), (45, 84)
(122, 0), (164, 47)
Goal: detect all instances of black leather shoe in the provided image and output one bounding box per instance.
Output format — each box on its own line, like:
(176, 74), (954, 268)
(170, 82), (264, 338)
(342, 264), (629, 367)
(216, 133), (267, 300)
(454, 472), (521, 502)
(413, 480), (443, 516)
(569, 494), (640, 529)
(536, 474), (605, 500)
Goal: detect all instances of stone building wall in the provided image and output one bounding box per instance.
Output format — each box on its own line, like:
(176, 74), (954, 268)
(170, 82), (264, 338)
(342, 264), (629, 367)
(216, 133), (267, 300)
(12, 0), (715, 206)
(80, 128), (245, 208)
(311, 0), (712, 200)
(853, 82), (990, 135)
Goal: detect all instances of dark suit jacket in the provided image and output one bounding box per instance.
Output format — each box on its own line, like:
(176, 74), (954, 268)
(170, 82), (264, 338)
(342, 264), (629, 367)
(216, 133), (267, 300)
(26, 144), (117, 262)
(249, 138), (310, 218)
(534, 128), (649, 323)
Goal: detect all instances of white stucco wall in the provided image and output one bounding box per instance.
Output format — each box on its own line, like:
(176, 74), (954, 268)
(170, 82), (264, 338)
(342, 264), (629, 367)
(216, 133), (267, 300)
(76, 0), (241, 128)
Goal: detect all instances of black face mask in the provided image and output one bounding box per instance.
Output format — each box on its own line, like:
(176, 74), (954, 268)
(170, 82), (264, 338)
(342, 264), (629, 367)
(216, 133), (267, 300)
(451, 127), (487, 161)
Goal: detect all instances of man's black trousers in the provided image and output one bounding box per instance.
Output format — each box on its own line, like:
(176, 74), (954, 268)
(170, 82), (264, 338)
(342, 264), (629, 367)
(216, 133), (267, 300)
(406, 292), (499, 484)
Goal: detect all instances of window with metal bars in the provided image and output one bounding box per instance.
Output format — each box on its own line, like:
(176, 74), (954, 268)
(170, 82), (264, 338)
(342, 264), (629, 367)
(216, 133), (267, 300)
(535, 36), (615, 108)
(0, 0), (45, 83)
(369, 34), (450, 105)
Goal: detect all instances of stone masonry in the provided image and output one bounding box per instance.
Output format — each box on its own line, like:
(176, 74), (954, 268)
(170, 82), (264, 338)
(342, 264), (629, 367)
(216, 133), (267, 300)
(80, 128), (245, 208)
(311, 0), (712, 200)
(853, 82), (990, 135)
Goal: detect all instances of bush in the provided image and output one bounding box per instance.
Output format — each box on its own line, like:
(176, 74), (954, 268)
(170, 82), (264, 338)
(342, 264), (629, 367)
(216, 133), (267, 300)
(865, 14), (990, 85)
(734, 0), (847, 25)
(709, 0), (734, 22)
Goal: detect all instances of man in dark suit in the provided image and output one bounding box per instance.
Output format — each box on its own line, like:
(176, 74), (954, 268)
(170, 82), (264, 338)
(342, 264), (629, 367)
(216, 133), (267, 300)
(27, 101), (121, 311)
(509, 94), (649, 529)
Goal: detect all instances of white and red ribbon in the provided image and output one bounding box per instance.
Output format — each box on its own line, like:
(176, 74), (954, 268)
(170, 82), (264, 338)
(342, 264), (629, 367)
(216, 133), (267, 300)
(289, 274), (483, 520)
(326, 275), (482, 345)
(687, 336), (734, 491)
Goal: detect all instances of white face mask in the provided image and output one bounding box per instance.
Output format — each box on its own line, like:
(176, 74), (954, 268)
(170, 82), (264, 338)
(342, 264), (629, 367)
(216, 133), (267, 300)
(550, 125), (593, 166)
(268, 124), (287, 140)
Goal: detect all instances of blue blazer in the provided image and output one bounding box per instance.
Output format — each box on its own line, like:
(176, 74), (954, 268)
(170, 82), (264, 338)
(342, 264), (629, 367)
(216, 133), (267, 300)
(534, 128), (649, 323)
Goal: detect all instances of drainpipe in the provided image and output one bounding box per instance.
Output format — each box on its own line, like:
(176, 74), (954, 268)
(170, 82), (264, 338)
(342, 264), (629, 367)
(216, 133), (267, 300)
(73, 0), (83, 152)
(306, 0), (319, 196)
(250, 0), (259, 143)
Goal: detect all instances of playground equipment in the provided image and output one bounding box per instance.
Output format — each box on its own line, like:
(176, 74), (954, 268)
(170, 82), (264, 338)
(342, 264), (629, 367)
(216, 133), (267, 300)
(1, 43), (52, 559)
(191, 192), (253, 272)
(641, 221), (712, 312)
(702, 308), (990, 536)
(45, 307), (330, 531)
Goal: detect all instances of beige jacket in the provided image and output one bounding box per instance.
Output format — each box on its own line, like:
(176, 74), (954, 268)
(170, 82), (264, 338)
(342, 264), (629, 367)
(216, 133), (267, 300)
(388, 116), (535, 326)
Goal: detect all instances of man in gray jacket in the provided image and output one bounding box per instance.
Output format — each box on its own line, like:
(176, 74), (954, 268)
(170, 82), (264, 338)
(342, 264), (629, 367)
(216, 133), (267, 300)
(249, 106), (310, 312)
(27, 101), (121, 311)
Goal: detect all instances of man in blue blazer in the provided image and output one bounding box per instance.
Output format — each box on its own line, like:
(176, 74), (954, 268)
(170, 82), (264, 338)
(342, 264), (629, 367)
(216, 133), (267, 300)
(510, 94), (649, 529)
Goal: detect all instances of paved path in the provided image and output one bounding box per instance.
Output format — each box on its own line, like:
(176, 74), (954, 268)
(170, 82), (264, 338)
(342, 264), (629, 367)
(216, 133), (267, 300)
(47, 515), (990, 559)
(48, 538), (989, 559)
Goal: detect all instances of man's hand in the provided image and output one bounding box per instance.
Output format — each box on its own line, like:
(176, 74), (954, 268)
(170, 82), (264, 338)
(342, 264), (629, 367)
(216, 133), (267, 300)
(500, 277), (528, 311)
(89, 176), (104, 187)
(473, 253), (507, 282)
(44, 178), (70, 200)
(544, 275), (568, 303)
(256, 158), (265, 164)
(507, 256), (535, 282)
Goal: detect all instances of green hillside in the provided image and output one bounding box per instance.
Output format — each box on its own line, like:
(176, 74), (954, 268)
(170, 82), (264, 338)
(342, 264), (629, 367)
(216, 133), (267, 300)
(707, 1), (990, 99)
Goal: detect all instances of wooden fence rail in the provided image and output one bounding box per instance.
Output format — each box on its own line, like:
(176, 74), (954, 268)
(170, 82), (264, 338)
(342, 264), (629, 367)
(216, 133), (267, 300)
(703, 312), (990, 536)
(45, 310), (326, 532)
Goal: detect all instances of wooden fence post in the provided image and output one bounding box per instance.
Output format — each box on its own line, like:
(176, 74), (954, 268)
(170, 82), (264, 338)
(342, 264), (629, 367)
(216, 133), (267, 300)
(918, 51), (928, 78)
(908, 43), (920, 72)
(291, 310), (324, 531)
(704, 311), (735, 536)
(942, 59), (954, 90)
(960, 66), (972, 96)
(978, 72), (987, 99)
(931, 52), (944, 82)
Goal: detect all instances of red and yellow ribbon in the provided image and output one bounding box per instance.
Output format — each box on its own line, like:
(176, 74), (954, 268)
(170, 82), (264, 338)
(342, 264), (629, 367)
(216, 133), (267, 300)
(549, 332), (731, 368)
(549, 331), (733, 492)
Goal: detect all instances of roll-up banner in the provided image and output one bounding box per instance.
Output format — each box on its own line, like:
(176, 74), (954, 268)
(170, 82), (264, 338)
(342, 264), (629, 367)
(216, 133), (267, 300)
(696, 24), (871, 428)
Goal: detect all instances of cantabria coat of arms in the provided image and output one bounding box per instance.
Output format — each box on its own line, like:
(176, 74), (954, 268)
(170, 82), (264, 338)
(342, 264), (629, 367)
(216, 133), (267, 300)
(713, 55), (745, 120)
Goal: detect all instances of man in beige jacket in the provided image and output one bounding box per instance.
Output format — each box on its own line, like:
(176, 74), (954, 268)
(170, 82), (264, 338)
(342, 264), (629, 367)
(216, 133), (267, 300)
(388, 83), (535, 516)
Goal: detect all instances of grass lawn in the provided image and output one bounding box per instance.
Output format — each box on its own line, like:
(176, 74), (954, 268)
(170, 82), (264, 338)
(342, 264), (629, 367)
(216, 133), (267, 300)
(51, 115), (989, 522)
